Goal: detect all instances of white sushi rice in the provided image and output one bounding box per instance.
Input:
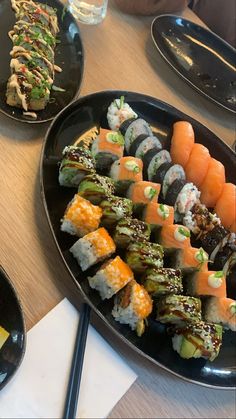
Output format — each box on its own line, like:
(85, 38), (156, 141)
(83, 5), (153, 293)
(61, 219), (77, 235)
(107, 99), (137, 131)
(109, 160), (120, 180)
(147, 150), (171, 181)
(112, 303), (139, 330)
(204, 297), (236, 331)
(134, 135), (162, 158)
(175, 183), (200, 217)
(162, 164), (186, 198)
(125, 119), (152, 152)
(70, 238), (96, 271)
(88, 271), (116, 300)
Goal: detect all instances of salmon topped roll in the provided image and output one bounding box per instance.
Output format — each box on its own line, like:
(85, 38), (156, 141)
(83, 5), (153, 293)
(214, 183), (236, 230)
(70, 227), (116, 271)
(170, 121), (195, 167)
(186, 270), (227, 298)
(142, 202), (174, 228)
(156, 224), (191, 252)
(126, 181), (161, 204)
(112, 279), (153, 336)
(88, 256), (134, 300)
(109, 156), (143, 182)
(91, 128), (124, 172)
(204, 297), (236, 331)
(172, 247), (209, 274)
(61, 194), (102, 237)
(200, 158), (226, 208)
(184, 143), (211, 188)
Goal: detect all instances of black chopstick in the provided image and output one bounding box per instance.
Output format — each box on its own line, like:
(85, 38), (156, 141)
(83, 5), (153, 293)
(63, 303), (91, 419)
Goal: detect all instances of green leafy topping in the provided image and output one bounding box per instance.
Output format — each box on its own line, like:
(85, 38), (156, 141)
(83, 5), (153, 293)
(52, 85), (66, 92)
(196, 247), (208, 263)
(214, 271), (224, 278)
(178, 226), (190, 238)
(119, 95), (124, 109)
(106, 132), (124, 145)
(14, 33), (25, 46)
(159, 203), (169, 220)
(133, 165), (140, 174)
(148, 187), (157, 200)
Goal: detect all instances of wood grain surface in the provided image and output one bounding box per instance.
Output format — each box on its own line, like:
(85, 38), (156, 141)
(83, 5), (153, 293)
(0, 1), (235, 417)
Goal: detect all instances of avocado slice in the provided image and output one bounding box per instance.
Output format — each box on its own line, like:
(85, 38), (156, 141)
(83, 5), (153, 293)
(179, 336), (197, 359)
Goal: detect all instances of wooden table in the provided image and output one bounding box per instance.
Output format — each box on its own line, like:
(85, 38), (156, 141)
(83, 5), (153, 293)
(0, 1), (235, 417)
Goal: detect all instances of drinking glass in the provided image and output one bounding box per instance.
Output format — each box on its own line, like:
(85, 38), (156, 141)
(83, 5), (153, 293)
(68, 0), (108, 24)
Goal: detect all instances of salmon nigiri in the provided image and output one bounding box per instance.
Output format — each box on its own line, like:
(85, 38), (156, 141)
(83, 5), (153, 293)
(200, 158), (226, 208)
(185, 143), (211, 187)
(170, 121), (195, 167)
(230, 219), (236, 233)
(214, 183), (236, 230)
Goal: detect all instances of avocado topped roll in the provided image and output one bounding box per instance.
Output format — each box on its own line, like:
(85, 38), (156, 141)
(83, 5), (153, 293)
(113, 218), (151, 248)
(172, 322), (222, 361)
(78, 174), (115, 204)
(100, 196), (133, 228)
(126, 241), (164, 273)
(143, 268), (183, 297)
(59, 146), (95, 187)
(156, 295), (202, 325)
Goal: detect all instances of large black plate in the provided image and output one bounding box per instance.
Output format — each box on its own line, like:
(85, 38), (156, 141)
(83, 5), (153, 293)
(0, 266), (26, 390)
(0, 0), (84, 123)
(151, 15), (236, 113)
(40, 90), (236, 389)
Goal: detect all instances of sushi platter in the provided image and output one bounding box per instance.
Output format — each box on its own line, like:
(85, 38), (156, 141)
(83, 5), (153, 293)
(41, 90), (236, 388)
(0, 0), (84, 123)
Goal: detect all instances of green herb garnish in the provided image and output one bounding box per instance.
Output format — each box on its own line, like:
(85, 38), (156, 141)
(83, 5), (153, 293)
(214, 271), (224, 278)
(178, 227), (190, 238)
(148, 187), (157, 200)
(119, 95), (124, 109)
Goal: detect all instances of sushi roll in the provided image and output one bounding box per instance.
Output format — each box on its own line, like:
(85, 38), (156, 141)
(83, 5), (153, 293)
(59, 146), (95, 187)
(152, 162), (186, 199)
(91, 128), (124, 173)
(113, 218), (151, 248)
(214, 183), (236, 230)
(155, 224), (191, 253)
(156, 294), (202, 325)
(142, 148), (171, 181)
(129, 134), (162, 159)
(0, 325), (10, 350)
(100, 196), (133, 228)
(143, 268), (183, 297)
(107, 96), (137, 131)
(172, 322), (222, 361)
(184, 143), (211, 188)
(88, 256), (134, 300)
(112, 279), (153, 336)
(200, 225), (229, 259)
(186, 270), (227, 298)
(61, 194), (102, 237)
(110, 156), (143, 195)
(142, 203), (174, 228)
(183, 203), (221, 238)
(170, 121), (195, 167)
(204, 297), (236, 331)
(126, 181), (161, 204)
(126, 241), (164, 273)
(165, 179), (187, 207)
(174, 182), (201, 221)
(200, 158), (226, 208)
(120, 118), (153, 153)
(78, 174), (115, 204)
(70, 227), (116, 271)
(172, 247), (209, 274)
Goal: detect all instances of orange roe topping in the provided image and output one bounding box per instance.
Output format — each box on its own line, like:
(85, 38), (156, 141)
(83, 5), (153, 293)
(104, 256), (134, 290)
(131, 280), (153, 319)
(86, 227), (116, 257)
(65, 194), (102, 235)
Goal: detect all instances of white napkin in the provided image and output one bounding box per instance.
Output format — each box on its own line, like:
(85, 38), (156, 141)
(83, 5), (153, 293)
(0, 298), (137, 418)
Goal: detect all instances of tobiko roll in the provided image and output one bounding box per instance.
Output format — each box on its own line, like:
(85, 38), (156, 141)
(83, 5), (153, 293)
(70, 227), (116, 271)
(88, 256), (134, 300)
(126, 241), (164, 273)
(59, 145), (95, 187)
(143, 268), (183, 297)
(156, 294), (202, 325)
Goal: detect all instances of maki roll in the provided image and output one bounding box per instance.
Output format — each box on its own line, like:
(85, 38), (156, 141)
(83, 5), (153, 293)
(200, 225), (229, 258)
(88, 256), (134, 300)
(0, 326), (10, 350)
(155, 224), (191, 253)
(183, 203), (221, 238)
(143, 268), (183, 297)
(152, 162), (185, 200)
(61, 194), (102, 237)
(129, 134), (162, 159)
(142, 148), (171, 181)
(174, 182), (201, 221)
(70, 227), (116, 271)
(120, 118), (153, 153)
(113, 218), (151, 248)
(156, 294), (202, 325)
(204, 297), (236, 331)
(186, 270), (227, 298)
(172, 247), (209, 274)
(165, 179), (187, 207)
(91, 128), (124, 173)
(110, 156), (143, 195)
(78, 174), (115, 204)
(172, 322), (222, 361)
(142, 203), (174, 228)
(126, 181), (160, 203)
(100, 196), (133, 228)
(126, 241), (164, 273)
(107, 96), (137, 131)
(112, 279), (153, 336)
(59, 146), (95, 187)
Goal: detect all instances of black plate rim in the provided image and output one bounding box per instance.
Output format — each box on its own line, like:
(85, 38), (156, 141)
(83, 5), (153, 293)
(151, 14), (236, 114)
(0, 265), (26, 391)
(40, 89), (236, 390)
(0, 0), (85, 124)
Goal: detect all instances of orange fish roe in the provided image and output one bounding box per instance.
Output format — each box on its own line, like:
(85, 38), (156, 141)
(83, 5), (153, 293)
(64, 194), (102, 236)
(86, 227), (116, 257)
(104, 256), (134, 290)
(131, 280), (153, 319)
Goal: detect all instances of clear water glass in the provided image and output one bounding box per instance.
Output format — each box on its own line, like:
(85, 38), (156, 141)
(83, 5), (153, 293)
(68, 0), (108, 24)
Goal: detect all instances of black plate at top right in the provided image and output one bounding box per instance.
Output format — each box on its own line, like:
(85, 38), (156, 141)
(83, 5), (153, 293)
(151, 15), (236, 113)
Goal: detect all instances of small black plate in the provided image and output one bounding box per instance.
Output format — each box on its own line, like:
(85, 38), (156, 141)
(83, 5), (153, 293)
(151, 15), (236, 113)
(0, 0), (84, 123)
(0, 266), (26, 390)
(40, 90), (236, 389)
